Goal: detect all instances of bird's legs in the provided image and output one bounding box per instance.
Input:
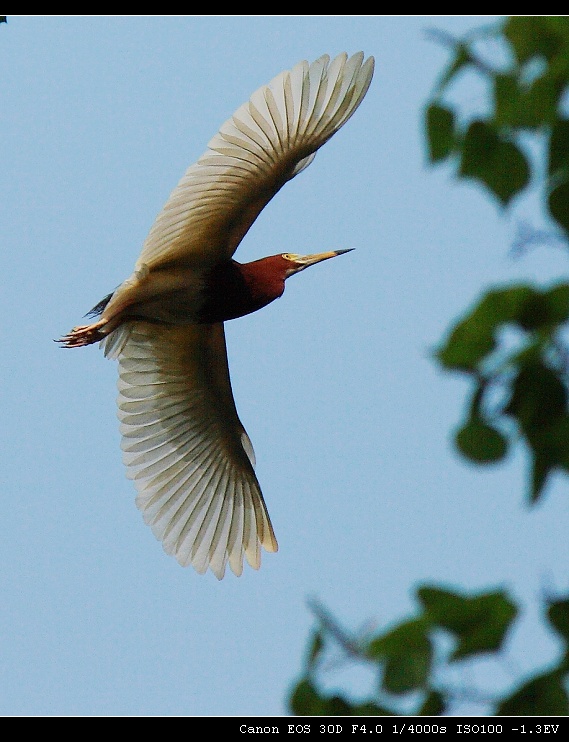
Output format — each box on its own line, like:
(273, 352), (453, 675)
(56, 318), (108, 348)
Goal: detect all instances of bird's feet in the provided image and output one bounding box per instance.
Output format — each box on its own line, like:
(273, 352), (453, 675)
(56, 319), (107, 348)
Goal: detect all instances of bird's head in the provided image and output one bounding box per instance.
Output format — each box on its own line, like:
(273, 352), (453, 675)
(279, 249), (354, 279)
(235, 249), (354, 318)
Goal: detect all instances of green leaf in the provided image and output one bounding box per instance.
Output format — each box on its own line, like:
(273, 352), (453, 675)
(436, 323), (494, 371)
(530, 454), (552, 503)
(426, 104), (455, 162)
(543, 283), (569, 323)
(494, 74), (522, 128)
(504, 17), (541, 63)
(417, 586), (518, 660)
(460, 120), (498, 176)
(542, 16), (569, 45)
(514, 293), (551, 331)
(524, 412), (569, 502)
(368, 619), (432, 694)
(538, 414), (569, 472)
(455, 418), (508, 463)
(460, 121), (530, 205)
(289, 678), (326, 715)
(478, 284), (537, 325)
(497, 671), (569, 715)
(436, 284), (536, 371)
(547, 598), (569, 644)
(383, 647), (431, 695)
(505, 363), (567, 432)
(418, 690), (446, 716)
(497, 72), (564, 130)
(505, 16), (569, 63)
(548, 179), (569, 233)
(521, 74), (562, 128)
(350, 701), (395, 716)
(494, 71), (562, 129)
(513, 284), (569, 330)
(289, 680), (355, 716)
(549, 120), (569, 176)
(325, 695), (352, 716)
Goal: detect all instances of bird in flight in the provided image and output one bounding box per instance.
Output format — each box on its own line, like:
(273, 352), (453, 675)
(58, 52), (374, 579)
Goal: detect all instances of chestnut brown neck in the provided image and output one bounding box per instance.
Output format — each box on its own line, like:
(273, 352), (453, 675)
(198, 257), (288, 323)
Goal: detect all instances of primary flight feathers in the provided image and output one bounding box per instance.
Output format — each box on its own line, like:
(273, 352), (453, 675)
(137, 52), (374, 272)
(60, 52), (374, 578)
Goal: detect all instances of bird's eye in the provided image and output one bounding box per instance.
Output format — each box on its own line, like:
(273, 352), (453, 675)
(282, 253), (298, 262)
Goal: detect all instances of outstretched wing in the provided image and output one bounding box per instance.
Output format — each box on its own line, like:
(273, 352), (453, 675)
(136, 52), (374, 272)
(105, 322), (278, 578)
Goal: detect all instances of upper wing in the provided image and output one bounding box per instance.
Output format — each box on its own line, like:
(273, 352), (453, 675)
(136, 52), (374, 272)
(105, 322), (277, 579)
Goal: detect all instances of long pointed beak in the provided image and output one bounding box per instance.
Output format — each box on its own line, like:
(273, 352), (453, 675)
(295, 248), (354, 270)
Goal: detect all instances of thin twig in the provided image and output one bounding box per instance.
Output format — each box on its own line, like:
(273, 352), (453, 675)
(425, 27), (498, 77)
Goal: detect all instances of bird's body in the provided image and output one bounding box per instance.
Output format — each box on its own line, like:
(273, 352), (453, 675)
(59, 52), (374, 578)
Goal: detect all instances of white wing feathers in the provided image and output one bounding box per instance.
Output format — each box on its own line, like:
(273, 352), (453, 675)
(135, 52), (374, 272)
(110, 323), (277, 579)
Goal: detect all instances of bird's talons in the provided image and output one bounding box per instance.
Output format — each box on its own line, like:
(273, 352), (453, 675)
(56, 320), (107, 348)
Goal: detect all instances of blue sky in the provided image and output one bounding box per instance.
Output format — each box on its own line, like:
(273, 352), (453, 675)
(1, 15), (568, 716)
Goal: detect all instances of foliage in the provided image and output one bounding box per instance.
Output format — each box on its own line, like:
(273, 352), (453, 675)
(438, 282), (569, 501)
(289, 587), (569, 716)
(426, 16), (569, 502)
(289, 16), (569, 716)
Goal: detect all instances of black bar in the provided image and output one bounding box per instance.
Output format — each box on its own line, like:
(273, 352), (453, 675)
(220, 718), (568, 736)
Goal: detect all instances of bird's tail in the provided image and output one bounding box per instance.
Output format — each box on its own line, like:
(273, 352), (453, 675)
(85, 292), (114, 318)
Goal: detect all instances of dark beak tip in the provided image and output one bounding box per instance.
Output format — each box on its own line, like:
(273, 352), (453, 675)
(335, 248), (355, 256)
